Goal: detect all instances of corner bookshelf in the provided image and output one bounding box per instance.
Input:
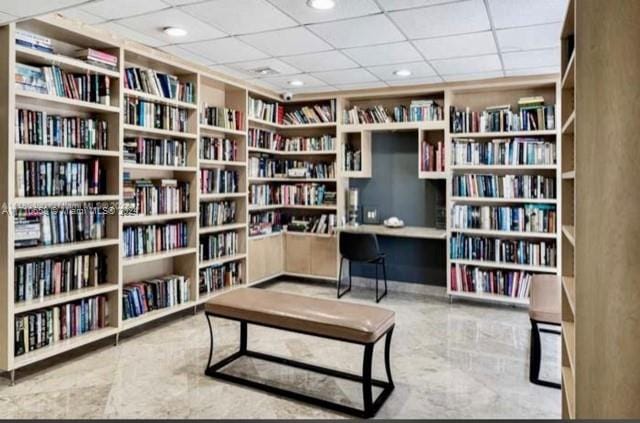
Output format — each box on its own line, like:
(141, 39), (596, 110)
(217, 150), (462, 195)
(446, 79), (560, 306)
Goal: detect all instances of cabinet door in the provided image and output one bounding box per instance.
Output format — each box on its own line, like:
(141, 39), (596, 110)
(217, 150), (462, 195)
(248, 238), (267, 283)
(265, 233), (284, 277)
(311, 236), (338, 278)
(285, 235), (311, 274)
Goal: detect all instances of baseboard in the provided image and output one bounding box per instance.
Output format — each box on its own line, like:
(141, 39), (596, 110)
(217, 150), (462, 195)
(347, 276), (447, 297)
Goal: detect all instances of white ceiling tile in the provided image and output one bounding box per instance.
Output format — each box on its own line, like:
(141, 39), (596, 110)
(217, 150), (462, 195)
(1, 0), (87, 17)
(59, 8), (105, 24)
(367, 61), (436, 81)
(334, 81), (388, 91)
(497, 23), (561, 53)
(0, 12), (16, 24)
(117, 8), (226, 44)
(280, 51), (358, 72)
(342, 41), (422, 67)
(502, 48), (560, 70)
(378, 0), (457, 11)
(209, 65), (254, 80)
(248, 78), (281, 92)
(286, 85), (337, 95)
(260, 73), (328, 89)
(488, 0), (568, 29)
(181, 0), (296, 35)
(386, 76), (443, 86)
(181, 37), (268, 64)
(161, 45), (213, 66)
(442, 70), (504, 82)
(413, 31), (497, 60)
(431, 54), (502, 75)
(309, 15), (405, 49)
(389, 0), (490, 39)
(239, 27), (331, 56)
(312, 68), (379, 85)
(268, 0), (380, 24)
(96, 22), (166, 47)
(227, 58), (302, 77)
(80, 0), (168, 21)
(505, 66), (560, 77)
(163, 0), (202, 4)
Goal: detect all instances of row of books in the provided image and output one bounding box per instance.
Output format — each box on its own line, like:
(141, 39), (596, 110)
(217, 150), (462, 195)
(200, 169), (239, 194)
(421, 141), (445, 172)
(15, 252), (106, 303)
(14, 295), (109, 356)
(16, 63), (112, 105)
(451, 204), (557, 234)
(282, 101), (336, 125)
(450, 234), (556, 267)
(408, 99), (445, 122)
(200, 137), (238, 162)
(452, 138), (556, 166)
(122, 275), (190, 320)
(124, 67), (194, 103)
(200, 231), (239, 261)
(14, 204), (108, 248)
(15, 159), (105, 197)
(249, 211), (283, 237)
(249, 183), (334, 207)
(286, 214), (336, 234)
(450, 102), (556, 133)
(15, 29), (53, 53)
(123, 174), (190, 216)
(122, 221), (189, 258)
(248, 129), (335, 152)
(200, 262), (243, 295)
(343, 105), (392, 125)
(15, 109), (109, 150)
(200, 200), (237, 228)
(75, 48), (118, 71)
(450, 265), (532, 299)
(452, 174), (556, 199)
(123, 137), (188, 167)
(201, 105), (244, 131)
(342, 101), (443, 125)
(124, 97), (188, 133)
(248, 97), (284, 124)
(342, 144), (362, 172)
(248, 157), (336, 179)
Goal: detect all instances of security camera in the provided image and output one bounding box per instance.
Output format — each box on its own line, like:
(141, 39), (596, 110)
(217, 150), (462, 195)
(282, 92), (293, 101)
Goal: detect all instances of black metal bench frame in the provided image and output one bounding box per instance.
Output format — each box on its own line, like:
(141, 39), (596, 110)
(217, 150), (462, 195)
(204, 311), (395, 418)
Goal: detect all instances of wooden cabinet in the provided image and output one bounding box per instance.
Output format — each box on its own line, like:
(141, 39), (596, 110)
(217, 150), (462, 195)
(248, 234), (284, 283)
(284, 234), (312, 275)
(284, 234), (337, 278)
(311, 236), (338, 278)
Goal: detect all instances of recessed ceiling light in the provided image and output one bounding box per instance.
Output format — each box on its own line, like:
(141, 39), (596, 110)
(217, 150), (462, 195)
(288, 80), (304, 87)
(394, 69), (412, 77)
(307, 0), (336, 10)
(163, 27), (188, 37)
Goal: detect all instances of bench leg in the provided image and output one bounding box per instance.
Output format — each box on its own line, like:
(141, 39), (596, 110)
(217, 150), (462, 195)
(240, 321), (247, 353)
(384, 327), (394, 389)
(205, 313), (215, 371)
(362, 343), (374, 417)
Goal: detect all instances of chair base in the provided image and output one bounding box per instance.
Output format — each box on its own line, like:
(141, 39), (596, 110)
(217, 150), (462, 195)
(337, 257), (388, 303)
(529, 319), (561, 389)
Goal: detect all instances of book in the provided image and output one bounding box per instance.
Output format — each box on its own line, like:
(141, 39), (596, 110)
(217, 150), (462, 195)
(199, 261), (243, 294)
(200, 136), (238, 161)
(201, 105), (244, 131)
(199, 231), (239, 261)
(123, 173), (190, 216)
(451, 204), (557, 234)
(200, 169), (239, 194)
(122, 275), (190, 320)
(452, 137), (556, 166)
(123, 137), (188, 167)
(248, 157), (335, 179)
(122, 221), (189, 257)
(15, 159), (105, 197)
(200, 200), (237, 228)
(249, 183), (334, 207)
(450, 264), (532, 298)
(124, 67), (194, 103)
(452, 174), (556, 199)
(124, 97), (188, 132)
(450, 234), (556, 267)
(248, 129), (335, 152)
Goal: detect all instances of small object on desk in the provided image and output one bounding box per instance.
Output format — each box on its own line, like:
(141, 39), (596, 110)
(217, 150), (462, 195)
(363, 206), (380, 224)
(383, 217), (404, 228)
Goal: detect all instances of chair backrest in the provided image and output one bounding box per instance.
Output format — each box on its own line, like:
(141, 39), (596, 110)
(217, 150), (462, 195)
(339, 231), (381, 262)
(529, 274), (561, 323)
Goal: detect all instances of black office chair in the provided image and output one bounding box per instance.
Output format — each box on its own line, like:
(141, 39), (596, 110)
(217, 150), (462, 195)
(337, 231), (388, 302)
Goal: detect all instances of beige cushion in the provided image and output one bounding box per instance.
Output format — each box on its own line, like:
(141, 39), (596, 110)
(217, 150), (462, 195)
(205, 288), (395, 343)
(529, 275), (561, 324)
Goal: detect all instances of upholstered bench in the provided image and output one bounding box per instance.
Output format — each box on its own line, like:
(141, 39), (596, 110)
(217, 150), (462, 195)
(203, 287), (396, 418)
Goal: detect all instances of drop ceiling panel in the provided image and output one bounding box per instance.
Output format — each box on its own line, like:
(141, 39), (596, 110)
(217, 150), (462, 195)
(59, 8), (105, 25)
(309, 15), (405, 49)
(386, 75), (443, 86)
(181, 37), (268, 63)
(0, 0), (90, 18)
(260, 73), (329, 89)
(497, 23), (561, 52)
(163, 0), (202, 5)
(80, 0), (168, 21)
(161, 45), (213, 66)
(0, 11), (16, 24)
(239, 26), (331, 56)
(389, 0), (490, 39)
(280, 50), (358, 72)
(312, 68), (379, 85)
(333, 81), (388, 91)
(502, 48), (560, 70)
(227, 58), (301, 77)
(442, 70), (504, 82)
(413, 31), (497, 60)
(488, 0), (568, 29)
(342, 41), (422, 67)
(97, 21), (166, 47)
(505, 66), (559, 77)
(181, 0), (297, 35)
(268, 0), (380, 24)
(367, 61), (436, 81)
(431, 54), (502, 75)
(378, 0), (457, 11)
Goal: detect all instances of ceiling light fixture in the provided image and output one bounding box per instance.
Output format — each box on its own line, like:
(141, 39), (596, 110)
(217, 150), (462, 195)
(394, 69), (412, 77)
(307, 0), (336, 10)
(288, 80), (304, 87)
(163, 27), (188, 37)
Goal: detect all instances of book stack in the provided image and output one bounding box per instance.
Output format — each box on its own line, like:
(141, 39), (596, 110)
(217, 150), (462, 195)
(277, 183), (331, 206)
(248, 129), (335, 152)
(343, 105), (391, 124)
(124, 97), (188, 132)
(453, 174), (556, 199)
(286, 214), (336, 234)
(14, 203), (108, 248)
(451, 204), (557, 234)
(200, 231), (239, 261)
(199, 261), (243, 295)
(123, 173), (190, 216)
(200, 137), (238, 161)
(200, 169), (239, 194)
(15, 252), (106, 302)
(15, 108), (109, 150)
(248, 97), (283, 124)
(122, 275), (190, 320)
(342, 144), (362, 172)
(249, 211), (282, 236)
(248, 157), (335, 179)
(450, 265), (532, 298)
(15, 63), (48, 94)
(15, 30), (53, 53)
(201, 105), (244, 131)
(14, 295), (109, 356)
(122, 221), (189, 257)
(452, 137), (556, 165)
(450, 99), (556, 133)
(451, 234), (556, 267)
(76, 48), (118, 71)
(15, 159), (105, 197)
(124, 67), (194, 103)
(282, 100), (336, 125)
(123, 137), (187, 167)
(409, 99), (444, 122)
(421, 141), (445, 172)
(200, 200), (237, 228)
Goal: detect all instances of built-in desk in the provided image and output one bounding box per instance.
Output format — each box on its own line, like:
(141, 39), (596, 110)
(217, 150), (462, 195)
(337, 224), (446, 240)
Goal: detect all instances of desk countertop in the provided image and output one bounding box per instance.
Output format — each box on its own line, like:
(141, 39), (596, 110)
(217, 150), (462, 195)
(337, 224), (446, 240)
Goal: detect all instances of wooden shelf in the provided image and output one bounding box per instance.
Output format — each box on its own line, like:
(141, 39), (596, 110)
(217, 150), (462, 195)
(562, 170), (575, 179)
(562, 321), (576, 372)
(123, 88), (197, 110)
(248, 231), (284, 240)
(200, 159), (246, 168)
(284, 231), (334, 239)
(562, 111), (575, 135)
(562, 225), (575, 246)
(451, 164), (557, 171)
(122, 212), (198, 224)
(450, 196), (557, 204)
(199, 124), (246, 137)
(14, 284), (119, 314)
(16, 90), (120, 114)
(121, 301), (197, 331)
(200, 192), (247, 201)
(562, 366), (575, 418)
(418, 171), (448, 179)
(15, 45), (121, 78)
(14, 194), (120, 205)
(199, 222), (247, 235)
(451, 130), (557, 138)
(248, 177), (337, 183)
(562, 51), (576, 90)
(248, 204), (339, 212)
(123, 124), (197, 140)
(340, 120), (446, 132)
(448, 290), (530, 305)
(247, 147), (337, 156)
(123, 163), (197, 172)
(14, 144), (120, 158)
(14, 238), (120, 259)
(563, 276), (576, 316)
(199, 253), (247, 269)
(339, 224), (446, 240)
(122, 247), (197, 267)
(342, 170), (371, 179)
(248, 117), (336, 130)
(451, 228), (557, 239)
(450, 258), (557, 273)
